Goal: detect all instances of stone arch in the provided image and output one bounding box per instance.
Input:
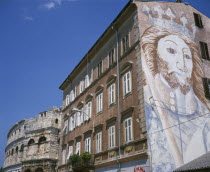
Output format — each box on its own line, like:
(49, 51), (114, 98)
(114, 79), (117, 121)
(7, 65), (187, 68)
(20, 144), (24, 152)
(25, 169), (31, 172)
(55, 118), (58, 124)
(28, 139), (35, 146)
(38, 136), (47, 144)
(35, 168), (43, 172)
(16, 146), (19, 153)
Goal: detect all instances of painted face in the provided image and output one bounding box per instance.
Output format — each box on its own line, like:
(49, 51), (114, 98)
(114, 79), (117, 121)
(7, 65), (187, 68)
(157, 35), (193, 85)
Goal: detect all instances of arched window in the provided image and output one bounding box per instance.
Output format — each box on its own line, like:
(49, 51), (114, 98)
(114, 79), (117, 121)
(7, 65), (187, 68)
(20, 144), (24, 152)
(28, 139), (35, 146)
(55, 119), (58, 124)
(25, 169), (31, 172)
(35, 168), (43, 172)
(16, 146), (19, 153)
(38, 136), (46, 144)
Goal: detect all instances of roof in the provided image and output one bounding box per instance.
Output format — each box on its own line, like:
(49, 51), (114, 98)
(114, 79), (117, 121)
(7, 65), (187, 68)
(59, 0), (204, 91)
(174, 152), (210, 172)
(59, 0), (134, 90)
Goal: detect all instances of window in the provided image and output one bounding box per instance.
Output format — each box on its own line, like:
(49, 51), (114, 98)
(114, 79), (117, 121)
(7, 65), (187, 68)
(109, 126), (115, 148)
(38, 136), (46, 144)
(194, 13), (203, 28)
(20, 144), (24, 152)
(109, 49), (114, 67)
(68, 145), (73, 158)
(16, 146), (19, 153)
(77, 111), (83, 126)
(203, 78), (210, 99)
(70, 90), (75, 102)
(75, 142), (81, 155)
(200, 42), (209, 60)
(97, 93), (103, 113)
(64, 120), (68, 134)
(109, 84), (115, 105)
(69, 116), (74, 131)
(85, 137), (91, 153)
(96, 132), (102, 153)
(98, 61), (103, 77)
(85, 75), (89, 88)
(123, 71), (132, 95)
(79, 81), (84, 94)
(122, 34), (129, 54)
(66, 95), (70, 106)
(85, 101), (92, 121)
(124, 117), (133, 143)
(28, 139), (35, 146)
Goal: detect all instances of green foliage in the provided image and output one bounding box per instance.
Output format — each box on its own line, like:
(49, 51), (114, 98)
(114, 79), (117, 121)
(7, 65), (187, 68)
(69, 154), (81, 163)
(81, 152), (92, 160)
(0, 167), (4, 172)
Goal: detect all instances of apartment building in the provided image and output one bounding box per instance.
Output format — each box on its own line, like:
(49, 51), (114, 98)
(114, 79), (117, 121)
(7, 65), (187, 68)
(58, 1), (210, 172)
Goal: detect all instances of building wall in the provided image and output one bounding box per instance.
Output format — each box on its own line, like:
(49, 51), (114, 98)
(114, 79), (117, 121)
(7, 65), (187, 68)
(58, 3), (148, 172)
(135, 1), (210, 172)
(4, 107), (62, 172)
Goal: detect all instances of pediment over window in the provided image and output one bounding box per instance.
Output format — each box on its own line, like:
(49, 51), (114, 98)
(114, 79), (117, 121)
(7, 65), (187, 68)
(85, 94), (93, 102)
(106, 117), (117, 129)
(77, 101), (84, 108)
(94, 124), (103, 134)
(95, 85), (104, 95)
(120, 61), (132, 75)
(106, 75), (117, 86)
(75, 135), (82, 141)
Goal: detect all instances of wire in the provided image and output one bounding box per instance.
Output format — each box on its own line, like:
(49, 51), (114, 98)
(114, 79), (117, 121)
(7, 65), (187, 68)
(147, 103), (210, 137)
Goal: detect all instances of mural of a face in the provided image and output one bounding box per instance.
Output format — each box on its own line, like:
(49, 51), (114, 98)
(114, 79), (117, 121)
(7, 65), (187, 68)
(158, 35), (193, 81)
(157, 35), (193, 94)
(141, 26), (210, 172)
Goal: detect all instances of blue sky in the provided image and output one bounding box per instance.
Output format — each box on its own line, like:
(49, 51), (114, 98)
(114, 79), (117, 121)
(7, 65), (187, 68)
(0, 0), (209, 167)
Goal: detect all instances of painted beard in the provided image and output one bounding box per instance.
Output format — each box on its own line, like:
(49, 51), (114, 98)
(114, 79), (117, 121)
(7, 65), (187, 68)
(157, 57), (192, 95)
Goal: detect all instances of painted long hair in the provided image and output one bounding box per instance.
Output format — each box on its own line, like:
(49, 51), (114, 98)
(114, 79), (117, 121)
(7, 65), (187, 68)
(141, 26), (209, 109)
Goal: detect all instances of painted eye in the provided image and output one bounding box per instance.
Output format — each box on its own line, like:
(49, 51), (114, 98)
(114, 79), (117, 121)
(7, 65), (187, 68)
(184, 54), (191, 59)
(167, 48), (176, 54)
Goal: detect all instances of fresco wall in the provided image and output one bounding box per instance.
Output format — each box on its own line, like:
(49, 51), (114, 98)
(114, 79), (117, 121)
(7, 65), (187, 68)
(136, 2), (210, 172)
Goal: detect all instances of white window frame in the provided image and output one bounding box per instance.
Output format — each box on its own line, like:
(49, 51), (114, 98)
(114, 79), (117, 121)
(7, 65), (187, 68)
(124, 117), (133, 143)
(121, 33), (130, 55)
(85, 101), (92, 121)
(97, 93), (103, 113)
(98, 61), (103, 77)
(109, 83), (115, 105)
(123, 71), (132, 95)
(96, 131), (102, 153)
(109, 48), (115, 67)
(75, 142), (81, 155)
(85, 137), (91, 153)
(64, 120), (68, 135)
(66, 95), (70, 106)
(67, 145), (73, 158)
(79, 80), (84, 94)
(85, 75), (89, 88)
(109, 125), (115, 148)
(69, 115), (74, 131)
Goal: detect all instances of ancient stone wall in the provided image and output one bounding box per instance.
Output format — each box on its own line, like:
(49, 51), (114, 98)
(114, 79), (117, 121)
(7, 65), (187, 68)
(4, 107), (62, 172)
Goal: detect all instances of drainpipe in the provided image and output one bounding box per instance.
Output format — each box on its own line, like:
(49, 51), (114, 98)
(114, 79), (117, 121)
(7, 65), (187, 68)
(112, 25), (121, 172)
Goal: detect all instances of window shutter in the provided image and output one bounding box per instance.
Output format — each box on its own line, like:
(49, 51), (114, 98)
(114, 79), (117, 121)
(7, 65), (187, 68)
(203, 78), (210, 99)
